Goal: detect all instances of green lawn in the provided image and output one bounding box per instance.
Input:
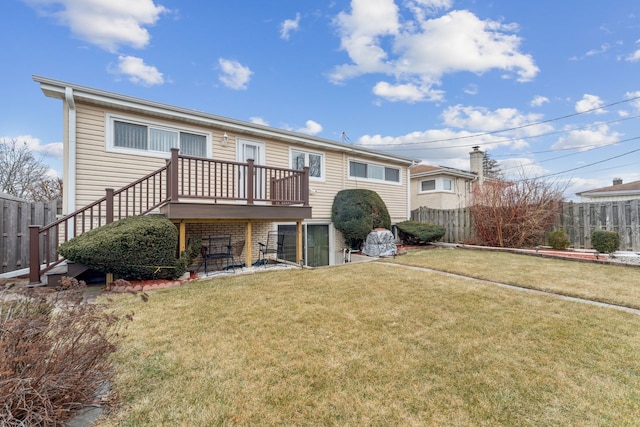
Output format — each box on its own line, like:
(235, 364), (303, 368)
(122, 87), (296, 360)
(385, 247), (640, 309)
(98, 260), (640, 426)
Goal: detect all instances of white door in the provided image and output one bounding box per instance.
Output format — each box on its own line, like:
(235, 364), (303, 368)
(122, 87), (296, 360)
(237, 139), (265, 202)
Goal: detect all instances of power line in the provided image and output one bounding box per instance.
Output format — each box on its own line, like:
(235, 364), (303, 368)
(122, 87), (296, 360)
(518, 143), (640, 180)
(355, 95), (640, 148)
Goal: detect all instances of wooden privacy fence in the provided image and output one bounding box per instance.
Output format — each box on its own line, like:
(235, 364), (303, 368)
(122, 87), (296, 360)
(0, 197), (60, 274)
(561, 200), (640, 251)
(411, 207), (473, 244)
(412, 199), (640, 251)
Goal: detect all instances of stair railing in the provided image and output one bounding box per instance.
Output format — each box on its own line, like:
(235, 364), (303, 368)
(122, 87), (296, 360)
(29, 163), (171, 284)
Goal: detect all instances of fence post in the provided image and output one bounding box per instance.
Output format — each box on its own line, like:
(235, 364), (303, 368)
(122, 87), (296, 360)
(302, 167), (310, 206)
(106, 188), (114, 224)
(29, 225), (41, 285)
(247, 159), (254, 205)
(169, 148), (179, 202)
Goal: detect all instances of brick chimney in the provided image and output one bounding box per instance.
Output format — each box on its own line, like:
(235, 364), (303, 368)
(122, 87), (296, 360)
(613, 177), (623, 186)
(470, 146), (484, 183)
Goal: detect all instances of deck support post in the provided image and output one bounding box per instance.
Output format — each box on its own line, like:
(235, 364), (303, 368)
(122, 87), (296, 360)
(245, 221), (252, 267)
(296, 220), (303, 265)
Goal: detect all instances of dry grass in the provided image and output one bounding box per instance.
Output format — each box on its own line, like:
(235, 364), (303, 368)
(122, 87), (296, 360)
(98, 263), (640, 426)
(385, 247), (640, 309)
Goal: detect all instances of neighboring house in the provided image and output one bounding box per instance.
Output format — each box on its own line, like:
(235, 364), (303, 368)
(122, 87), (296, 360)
(576, 178), (640, 202)
(410, 147), (484, 210)
(31, 75), (415, 280)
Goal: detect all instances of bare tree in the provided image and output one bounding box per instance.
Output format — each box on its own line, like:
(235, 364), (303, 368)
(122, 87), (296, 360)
(29, 177), (63, 202)
(0, 138), (58, 201)
(470, 174), (566, 248)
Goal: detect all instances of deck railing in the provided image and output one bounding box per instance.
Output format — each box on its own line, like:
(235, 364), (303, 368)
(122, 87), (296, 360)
(29, 149), (309, 283)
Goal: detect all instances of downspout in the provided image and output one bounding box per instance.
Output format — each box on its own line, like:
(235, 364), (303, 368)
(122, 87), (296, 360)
(64, 86), (77, 215)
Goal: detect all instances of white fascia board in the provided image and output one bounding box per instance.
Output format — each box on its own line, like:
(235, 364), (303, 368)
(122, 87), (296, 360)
(411, 170), (476, 180)
(576, 190), (640, 198)
(33, 75), (416, 166)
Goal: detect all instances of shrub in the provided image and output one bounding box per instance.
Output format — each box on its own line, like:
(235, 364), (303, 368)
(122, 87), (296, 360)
(471, 176), (565, 248)
(331, 189), (391, 249)
(0, 278), (129, 425)
(59, 215), (183, 280)
(548, 229), (570, 250)
(591, 230), (620, 254)
(395, 221), (445, 245)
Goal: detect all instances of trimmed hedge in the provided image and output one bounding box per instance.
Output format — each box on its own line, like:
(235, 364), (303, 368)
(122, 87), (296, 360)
(395, 220), (445, 245)
(331, 189), (391, 249)
(59, 215), (185, 280)
(591, 230), (620, 254)
(548, 229), (570, 250)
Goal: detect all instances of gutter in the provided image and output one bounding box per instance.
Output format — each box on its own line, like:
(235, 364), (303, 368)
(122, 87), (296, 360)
(65, 86), (77, 215)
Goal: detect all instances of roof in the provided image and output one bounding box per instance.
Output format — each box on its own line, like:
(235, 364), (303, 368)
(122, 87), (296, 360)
(410, 164), (477, 180)
(576, 179), (640, 197)
(33, 75), (417, 166)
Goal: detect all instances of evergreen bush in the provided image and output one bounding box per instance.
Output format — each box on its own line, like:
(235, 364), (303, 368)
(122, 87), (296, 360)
(59, 215), (184, 280)
(548, 229), (570, 250)
(591, 230), (620, 254)
(331, 189), (391, 249)
(395, 221), (445, 245)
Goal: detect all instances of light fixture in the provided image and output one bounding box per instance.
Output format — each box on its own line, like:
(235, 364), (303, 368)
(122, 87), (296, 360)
(222, 132), (228, 146)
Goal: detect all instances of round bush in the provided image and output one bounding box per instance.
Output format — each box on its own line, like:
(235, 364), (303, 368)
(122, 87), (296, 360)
(331, 189), (391, 249)
(548, 229), (570, 250)
(591, 230), (620, 254)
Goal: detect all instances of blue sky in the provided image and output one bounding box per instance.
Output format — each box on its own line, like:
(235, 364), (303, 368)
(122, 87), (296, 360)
(2, 0), (639, 200)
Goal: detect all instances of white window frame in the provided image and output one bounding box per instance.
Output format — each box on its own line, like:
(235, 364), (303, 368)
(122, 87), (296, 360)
(289, 148), (325, 181)
(419, 177), (454, 193)
(348, 159), (402, 185)
(420, 179), (436, 192)
(105, 113), (212, 159)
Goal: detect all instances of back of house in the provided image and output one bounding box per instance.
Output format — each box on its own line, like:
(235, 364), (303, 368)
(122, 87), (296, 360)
(34, 75), (415, 268)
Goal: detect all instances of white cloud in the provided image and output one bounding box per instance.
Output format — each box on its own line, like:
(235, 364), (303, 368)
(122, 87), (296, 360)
(551, 125), (621, 151)
(218, 58), (253, 90)
(463, 84), (478, 95)
(280, 13), (301, 40)
(24, 0), (169, 52)
(530, 95), (549, 107)
(372, 81), (443, 102)
(499, 157), (548, 178)
(585, 43), (610, 57)
(625, 90), (640, 112)
(626, 49), (640, 62)
(575, 94), (606, 114)
(625, 39), (640, 62)
(3, 134), (64, 158)
(295, 120), (323, 135)
(112, 55), (164, 86)
(441, 104), (551, 138)
(250, 117), (269, 126)
(330, 2), (539, 103)
(356, 126), (522, 164)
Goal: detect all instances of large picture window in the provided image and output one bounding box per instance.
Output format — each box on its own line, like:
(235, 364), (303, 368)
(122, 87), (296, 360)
(349, 160), (401, 183)
(108, 115), (210, 158)
(291, 149), (324, 180)
(420, 177), (454, 192)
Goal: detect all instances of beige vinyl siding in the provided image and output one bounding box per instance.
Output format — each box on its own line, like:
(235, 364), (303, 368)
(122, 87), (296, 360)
(74, 104), (166, 209)
(344, 155), (409, 223)
(72, 102), (410, 223)
(74, 103), (223, 210)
